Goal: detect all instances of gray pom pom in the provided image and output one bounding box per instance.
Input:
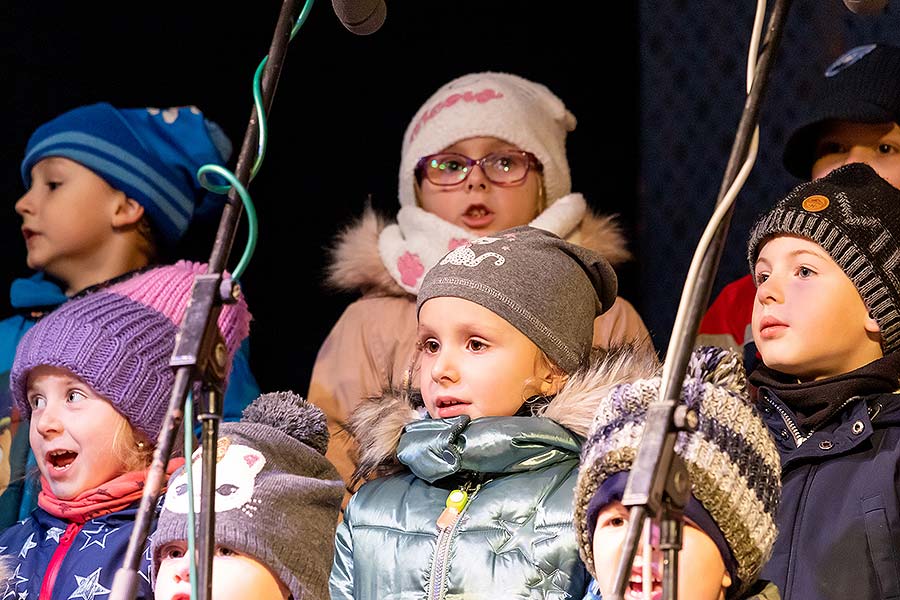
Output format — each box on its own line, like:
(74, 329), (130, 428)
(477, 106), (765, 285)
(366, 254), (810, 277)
(241, 391), (330, 455)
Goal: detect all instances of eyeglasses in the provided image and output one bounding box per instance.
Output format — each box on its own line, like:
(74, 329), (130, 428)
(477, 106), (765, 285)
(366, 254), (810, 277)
(415, 150), (543, 187)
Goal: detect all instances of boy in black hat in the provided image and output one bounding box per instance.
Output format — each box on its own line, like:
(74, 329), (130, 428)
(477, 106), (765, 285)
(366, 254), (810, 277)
(697, 43), (900, 372)
(747, 162), (900, 598)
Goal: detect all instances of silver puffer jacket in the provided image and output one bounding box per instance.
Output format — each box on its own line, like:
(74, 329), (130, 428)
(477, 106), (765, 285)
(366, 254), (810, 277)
(329, 345), (659, 600)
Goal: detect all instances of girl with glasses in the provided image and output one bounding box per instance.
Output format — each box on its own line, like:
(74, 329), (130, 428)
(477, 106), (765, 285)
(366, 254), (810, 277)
(308, 72), (653, 503)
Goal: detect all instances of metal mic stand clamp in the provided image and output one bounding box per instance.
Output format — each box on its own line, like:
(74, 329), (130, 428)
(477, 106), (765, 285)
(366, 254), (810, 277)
(610, 404), (698, 600)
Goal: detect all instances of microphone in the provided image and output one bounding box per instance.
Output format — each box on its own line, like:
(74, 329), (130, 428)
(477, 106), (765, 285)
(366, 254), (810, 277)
(844, 0), (889, 14)
(332, 0), (386, 35)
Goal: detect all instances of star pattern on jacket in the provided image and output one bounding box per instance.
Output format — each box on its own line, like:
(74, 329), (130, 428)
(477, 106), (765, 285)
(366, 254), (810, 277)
(526, 568), (572, 599)
(68, 567), (110, 600)
(45, 527), (65, 544)
(1, 564), (29, 599)
(79, 525), (119, 552)
(17, 535), (36, 559)
(490, 506), (560, 563)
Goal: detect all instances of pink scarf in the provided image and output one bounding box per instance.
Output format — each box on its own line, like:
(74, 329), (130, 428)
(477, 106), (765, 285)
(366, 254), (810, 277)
(38, 458), (185, 523)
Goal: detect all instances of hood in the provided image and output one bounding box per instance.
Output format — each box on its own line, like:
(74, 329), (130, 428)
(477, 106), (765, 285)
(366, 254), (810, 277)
(324, 201), (633, 297)
(347, 342), (660, 482)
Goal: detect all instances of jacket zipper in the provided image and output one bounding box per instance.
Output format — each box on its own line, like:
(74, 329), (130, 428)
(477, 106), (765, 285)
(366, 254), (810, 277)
(762, 394), (858, 448)
(426, 482), (483, 600)
(40, 522), (83, 600)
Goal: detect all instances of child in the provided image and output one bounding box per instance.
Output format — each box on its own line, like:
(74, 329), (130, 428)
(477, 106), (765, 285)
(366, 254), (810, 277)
(0, 102), (261, 526)
(311, 71), (652, 494)
(152, 390), (344, 600)
(746, 162), (900, 598)
(574, 345), (782, 600)
(697, 43), (900, 371)
(0, 260), (250, 599)
(329, 225), (654, 598)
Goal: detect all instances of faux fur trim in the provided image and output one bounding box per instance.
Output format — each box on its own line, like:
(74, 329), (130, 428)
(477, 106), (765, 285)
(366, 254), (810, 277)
(325, 204), (633, 295)
(324, 205), (405, 296)
(349, 342), (660, 481)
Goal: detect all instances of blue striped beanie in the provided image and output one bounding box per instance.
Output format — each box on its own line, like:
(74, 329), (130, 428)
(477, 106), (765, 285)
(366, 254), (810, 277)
(573, 346), (781, 596)
(21, 102), (233, 248)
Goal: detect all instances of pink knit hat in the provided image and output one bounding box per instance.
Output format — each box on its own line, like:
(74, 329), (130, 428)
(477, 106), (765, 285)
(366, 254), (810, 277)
(10, 261), (252, 441)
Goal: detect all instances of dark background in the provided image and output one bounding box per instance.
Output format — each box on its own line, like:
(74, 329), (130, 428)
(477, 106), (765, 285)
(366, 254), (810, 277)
(2, 1), (900, 397)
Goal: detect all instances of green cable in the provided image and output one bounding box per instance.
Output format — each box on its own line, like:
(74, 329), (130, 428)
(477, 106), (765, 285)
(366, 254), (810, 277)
(183, 6), (316, 596)
(195, 0), (315, 280)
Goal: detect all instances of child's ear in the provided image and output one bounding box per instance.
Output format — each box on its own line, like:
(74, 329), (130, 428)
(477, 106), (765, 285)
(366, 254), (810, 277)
(540, 373), (567, 396)
(111, 196), (145, 228)
(721, 569), (732, 593)
(865, 313), (881, 334)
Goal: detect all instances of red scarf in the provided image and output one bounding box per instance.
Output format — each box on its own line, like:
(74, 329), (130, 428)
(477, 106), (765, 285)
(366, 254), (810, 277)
(38, 458), (185, 523)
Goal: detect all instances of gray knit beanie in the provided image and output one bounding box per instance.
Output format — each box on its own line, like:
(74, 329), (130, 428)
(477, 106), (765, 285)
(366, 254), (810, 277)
(573, 346), (781, 596)
(151, 391), (344, 600)
(747, 162), (900, 353)
(416, 225), (617, 374)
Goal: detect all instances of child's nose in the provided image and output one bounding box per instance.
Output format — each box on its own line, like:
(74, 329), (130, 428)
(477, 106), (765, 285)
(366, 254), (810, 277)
(14, 190), (35, 216)
(430, 349), (459, 383)
(756, 276), (782, 304)
(34, 405), (63, 436)
(174, 555), (191, 581)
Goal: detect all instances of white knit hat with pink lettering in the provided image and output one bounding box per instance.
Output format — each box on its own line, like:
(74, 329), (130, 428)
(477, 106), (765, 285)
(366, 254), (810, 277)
(398, 71), (577, 208)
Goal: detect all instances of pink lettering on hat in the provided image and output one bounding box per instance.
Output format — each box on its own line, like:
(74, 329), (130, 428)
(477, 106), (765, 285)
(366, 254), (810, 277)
(409, 89), (504, 143)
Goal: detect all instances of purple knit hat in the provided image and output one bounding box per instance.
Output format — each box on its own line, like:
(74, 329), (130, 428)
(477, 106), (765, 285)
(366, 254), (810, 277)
(10, 261), (252, 441)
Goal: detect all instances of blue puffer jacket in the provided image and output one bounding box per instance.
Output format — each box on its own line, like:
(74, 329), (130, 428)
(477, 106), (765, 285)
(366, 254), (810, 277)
(0, 504), (154, 599)
(0, 272), (261, 527)
(330, 349), (656, 600)
(754, 379), (900, 599)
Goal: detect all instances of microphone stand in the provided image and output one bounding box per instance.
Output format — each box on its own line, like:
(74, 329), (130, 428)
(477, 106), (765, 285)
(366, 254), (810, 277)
(109, 0), (304, 598)
(608, 0), (794, 597)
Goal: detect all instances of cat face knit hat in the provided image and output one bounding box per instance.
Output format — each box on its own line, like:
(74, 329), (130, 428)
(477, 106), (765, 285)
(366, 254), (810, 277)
(417, 225), (617, 374)
(399, 71), (577, 208)
(151, 391), (344, 600)
(783, 43), (900, 178)
(747, 162), (900, 353)
(10, 261), (251, 441)
(573, 346), (781, 596)
(21, 102), (233, 248)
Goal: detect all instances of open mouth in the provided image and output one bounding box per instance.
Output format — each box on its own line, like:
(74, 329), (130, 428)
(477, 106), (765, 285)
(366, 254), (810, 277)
(626, 576), (662, 599)
(47, 450), (78, 471)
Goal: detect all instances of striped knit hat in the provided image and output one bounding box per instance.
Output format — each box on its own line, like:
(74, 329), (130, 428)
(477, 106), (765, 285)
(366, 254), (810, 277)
(573, 346), (781, 596)
(747, 162), (900, 353)
(10, 261), (251, 441)
(21, 102), (232, 248)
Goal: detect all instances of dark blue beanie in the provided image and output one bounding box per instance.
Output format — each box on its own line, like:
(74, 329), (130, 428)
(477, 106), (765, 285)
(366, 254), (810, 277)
(21, 102), (233, 248)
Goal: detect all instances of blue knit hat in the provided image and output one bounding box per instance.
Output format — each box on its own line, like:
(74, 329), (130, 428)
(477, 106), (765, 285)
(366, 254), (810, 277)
(20, 102), (233, 248)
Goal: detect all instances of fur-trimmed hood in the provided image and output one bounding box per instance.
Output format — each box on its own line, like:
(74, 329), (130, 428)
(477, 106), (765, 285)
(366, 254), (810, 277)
(348, 343), (660, 483)
(324, 201), (633, 297)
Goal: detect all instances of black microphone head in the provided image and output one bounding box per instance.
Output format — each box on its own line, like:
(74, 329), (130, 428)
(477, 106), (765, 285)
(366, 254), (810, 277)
(332, 0), (386, 35)
(844, 0), (889, 14)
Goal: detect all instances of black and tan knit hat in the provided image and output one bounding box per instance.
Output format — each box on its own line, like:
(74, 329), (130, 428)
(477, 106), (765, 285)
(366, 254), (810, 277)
(151, 391), (344, 600)
(417, 225), (617, 374)
(573, 346), (781, 596)
(747, 162), (900, 353)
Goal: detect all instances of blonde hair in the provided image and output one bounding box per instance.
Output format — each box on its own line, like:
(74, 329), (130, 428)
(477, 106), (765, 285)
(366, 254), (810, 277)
(111, 416), (155, 473)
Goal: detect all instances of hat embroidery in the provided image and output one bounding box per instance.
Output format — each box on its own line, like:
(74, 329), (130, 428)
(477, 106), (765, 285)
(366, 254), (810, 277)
(825, 44), (877, 77)
(409, 88), (504, 143)
(164, 443), (266, 515)
(439, 237), (505, 267)
(801, 194), (830, 212)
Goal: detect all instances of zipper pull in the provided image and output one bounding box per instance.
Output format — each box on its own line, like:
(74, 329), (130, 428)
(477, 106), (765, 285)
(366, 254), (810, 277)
(436, 488), (469, 530)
